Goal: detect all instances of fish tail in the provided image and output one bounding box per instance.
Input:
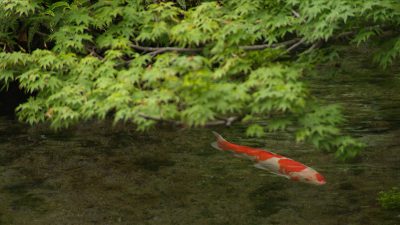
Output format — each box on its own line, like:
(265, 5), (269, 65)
(211, 131), (226, 151)
(212, 131), (226, 141)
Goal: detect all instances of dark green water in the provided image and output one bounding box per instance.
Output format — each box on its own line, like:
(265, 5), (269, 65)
(0, 49), (400, 224)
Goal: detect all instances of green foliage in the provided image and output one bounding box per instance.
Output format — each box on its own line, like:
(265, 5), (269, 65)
(374, 37), (400, 68)
(1, 0), (40, 16)
(2, 0), (399, 159)
(378, 187), (400, 210)
(246, 124), (265, 138)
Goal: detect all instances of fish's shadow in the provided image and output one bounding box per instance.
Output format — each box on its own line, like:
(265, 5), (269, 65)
(248, 181), (289, 216)
(134, 155), (175, 172)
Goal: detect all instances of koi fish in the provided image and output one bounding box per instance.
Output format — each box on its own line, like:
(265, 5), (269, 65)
(211, 131), (326, 185)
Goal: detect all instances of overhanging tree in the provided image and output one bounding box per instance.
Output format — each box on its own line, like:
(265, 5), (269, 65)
(1, 0), (399, 159)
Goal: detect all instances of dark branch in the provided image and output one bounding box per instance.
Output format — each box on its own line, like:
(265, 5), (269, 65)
(240, 38), (301, 51)
(131, 44), (202, 56)
(130, 38), (302, 57)
(304, 40), (324, 53)
(107, 26), (398, 62)
(86, 46), (104, 60)
(138, 113), (238, 126)
(334, 31), (356, 40)
(286, 38), (305, 52)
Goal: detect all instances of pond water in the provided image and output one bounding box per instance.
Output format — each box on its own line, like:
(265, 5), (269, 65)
(0, 49), (400, 225)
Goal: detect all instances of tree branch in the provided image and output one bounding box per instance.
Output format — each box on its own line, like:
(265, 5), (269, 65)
(138, 113), (180, 125)
(131, 38), (302, 57)
(208, 116), (238, 126)
(131, 44), (202, 56)
(304, 40), (324, 53)
(291, 10), (301, 18)
(334, 31), (356, 40)
(137, 113), (238, 126)
(240, 38), (301, 51)
(86, 46), (104, 60)
(286, 38), (305, 52)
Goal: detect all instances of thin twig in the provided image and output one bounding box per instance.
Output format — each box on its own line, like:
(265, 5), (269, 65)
(240, 38), (301, 51)
(240, 44), (273, 51)
(131, 44), (202, 56)
(131, 38), (302, 57)
(334, 31), (356, 40)
(138, 113), (238, 126)
(148, 47), (202, 56)
(211, 116), (238, 126)
(304, 40), (324, 53)
(334, 29), (395, 41)
(86, 46), (104, 60)
(138, 113), (180, 125)
(291, 10), (301, 18)
(35, 31), (49, 37)
(286, 38), (305, 52)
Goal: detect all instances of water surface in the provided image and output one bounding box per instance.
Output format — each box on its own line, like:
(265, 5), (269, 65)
(0, 49), (399, 224)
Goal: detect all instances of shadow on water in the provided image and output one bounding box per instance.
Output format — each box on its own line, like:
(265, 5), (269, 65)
(2, 179), (46, 195)
(134, 155), (176, 172)
(248, 182), (289, 216)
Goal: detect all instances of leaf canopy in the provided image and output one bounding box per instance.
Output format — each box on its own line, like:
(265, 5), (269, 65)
(1, 0), (398, 159)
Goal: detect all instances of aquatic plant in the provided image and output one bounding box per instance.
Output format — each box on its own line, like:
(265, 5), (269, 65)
(1, 0), (399, 159)
(378, 187), (400, 210)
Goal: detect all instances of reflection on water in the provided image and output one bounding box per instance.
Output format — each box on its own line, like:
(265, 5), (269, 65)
(0, 50), (400, 224)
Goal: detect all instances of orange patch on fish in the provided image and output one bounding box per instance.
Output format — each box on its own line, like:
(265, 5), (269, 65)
(211, 131), (326, 185)
(278, 158), (307, 173)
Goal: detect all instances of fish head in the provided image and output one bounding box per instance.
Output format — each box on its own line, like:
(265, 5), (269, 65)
(303, 172), (326, 185)
(313, 172), (326, 185)
(293, 169), (326, 185)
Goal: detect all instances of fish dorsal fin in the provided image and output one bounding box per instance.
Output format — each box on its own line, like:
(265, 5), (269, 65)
(212, 131), (227, 142)
(234, 153), (257, 160)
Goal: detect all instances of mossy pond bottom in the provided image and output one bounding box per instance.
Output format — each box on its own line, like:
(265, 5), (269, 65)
(0, 50), (400, 224)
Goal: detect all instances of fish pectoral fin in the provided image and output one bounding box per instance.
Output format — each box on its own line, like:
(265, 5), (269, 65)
(233, 153), (246, 159)
(211, 142), (223, 151)
(253, 163), (267, 170)
(234, 153), (256, 160)
(253, 163), (290, 179)
(270, 172), (291, 179)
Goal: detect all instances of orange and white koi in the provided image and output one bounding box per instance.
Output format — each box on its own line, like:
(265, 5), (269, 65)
(211, 132), (326, 185)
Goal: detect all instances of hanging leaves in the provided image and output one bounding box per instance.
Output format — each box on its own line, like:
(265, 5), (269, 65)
(2, 0), (399, 159)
